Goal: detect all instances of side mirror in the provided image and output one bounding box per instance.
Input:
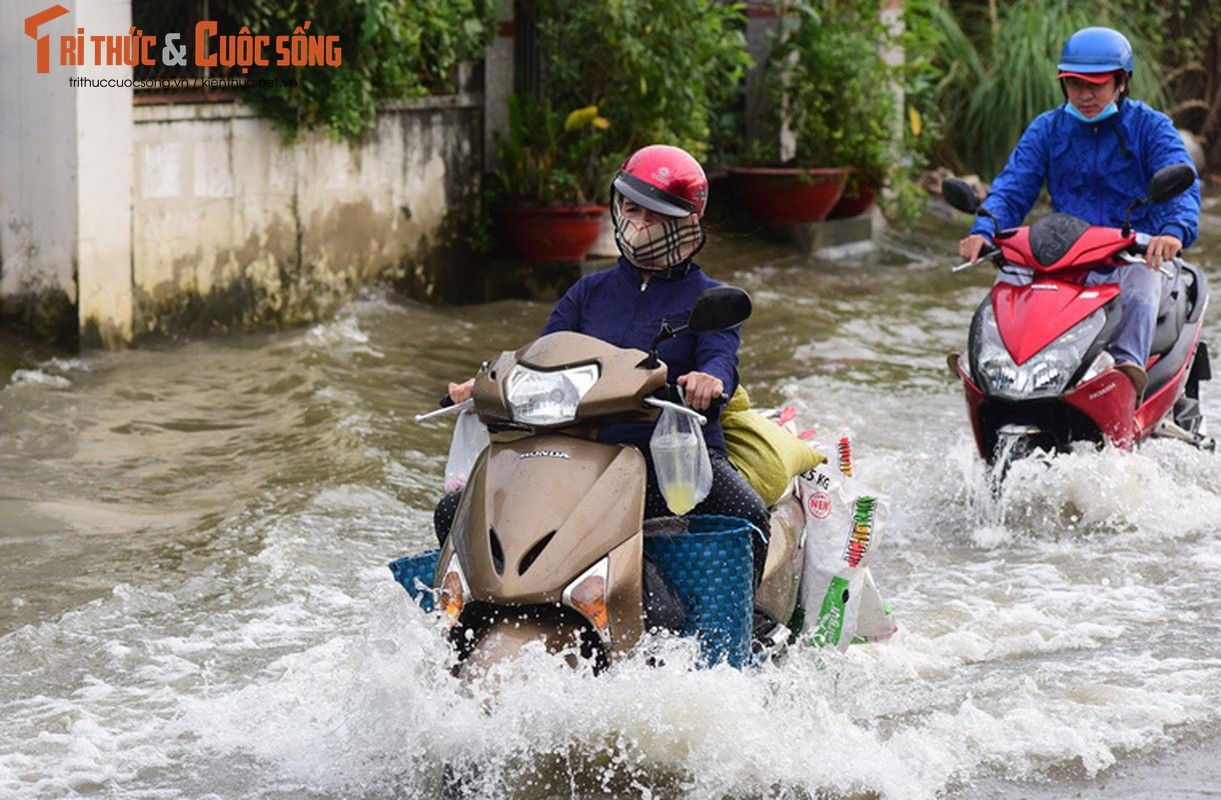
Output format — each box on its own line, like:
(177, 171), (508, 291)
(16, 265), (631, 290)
(1122, 163), (1196, 236)
(689, 286), (752, 333)
(641, 286), (752, 368)
(1146, 163), (1196, 204)
(941, 177), (981, 215)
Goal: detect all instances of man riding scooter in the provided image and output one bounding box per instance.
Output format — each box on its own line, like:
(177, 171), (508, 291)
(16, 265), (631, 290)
(956, 26), (1201, 403)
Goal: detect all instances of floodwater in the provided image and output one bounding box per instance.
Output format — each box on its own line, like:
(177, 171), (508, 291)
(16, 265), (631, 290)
(2, 200), (1220, 800)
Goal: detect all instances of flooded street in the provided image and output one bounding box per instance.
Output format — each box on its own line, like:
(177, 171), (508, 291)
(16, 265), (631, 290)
(2, 203), (1221, 799)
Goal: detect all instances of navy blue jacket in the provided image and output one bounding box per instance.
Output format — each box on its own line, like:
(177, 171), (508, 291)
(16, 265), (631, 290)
(543, 257), (740, 456)
(970, 100), (1200, 245)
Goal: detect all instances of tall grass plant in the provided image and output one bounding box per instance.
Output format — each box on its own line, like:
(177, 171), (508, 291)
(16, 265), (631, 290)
(913, 0), (1166, 180)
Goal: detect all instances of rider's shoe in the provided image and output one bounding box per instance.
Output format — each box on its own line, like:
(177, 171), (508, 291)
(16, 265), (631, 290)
(1115, 361), (1148, 405)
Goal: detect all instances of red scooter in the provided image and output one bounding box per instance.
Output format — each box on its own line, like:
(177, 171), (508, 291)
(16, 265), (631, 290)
(943, 164), (1214, 475)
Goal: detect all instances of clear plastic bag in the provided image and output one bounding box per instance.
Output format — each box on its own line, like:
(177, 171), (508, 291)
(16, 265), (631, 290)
(650, 404), (712, 515)
(444, 409), (489, 492)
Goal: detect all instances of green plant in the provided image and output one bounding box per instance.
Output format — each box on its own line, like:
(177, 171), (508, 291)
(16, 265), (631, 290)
(915, 0), (1168, 180)
(220, 0), (496, 142)
(1128, 0), (1221, 165)
(491, 93), (611, 207)
(534, 0), (752, 164)
(749, 0), (900, 181)
(739, 0), (937, 224)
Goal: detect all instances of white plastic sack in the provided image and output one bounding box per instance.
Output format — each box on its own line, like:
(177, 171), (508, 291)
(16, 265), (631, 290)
(795, 462), (891, 651)
(650, 404), (712, 515)
(853, 567), (898, 644)
(444, 409), (490, 492)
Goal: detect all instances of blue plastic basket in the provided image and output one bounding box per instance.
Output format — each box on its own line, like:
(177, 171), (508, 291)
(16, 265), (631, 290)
(388, 549), (440, 612)
(644, 515), (754, 668)
(387, 514), (754, 668)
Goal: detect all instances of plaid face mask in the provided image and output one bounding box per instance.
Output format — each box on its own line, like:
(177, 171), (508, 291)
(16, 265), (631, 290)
(613, 209), (704, 270)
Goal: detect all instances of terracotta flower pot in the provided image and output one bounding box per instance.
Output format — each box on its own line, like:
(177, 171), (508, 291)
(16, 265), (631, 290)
(827, 178), (878, 219)
(498, 204), (608, 262)
(727, 166), (850, 224)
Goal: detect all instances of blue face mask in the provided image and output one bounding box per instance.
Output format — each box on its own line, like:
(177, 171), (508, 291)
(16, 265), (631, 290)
(1065, 101), (1118, 124)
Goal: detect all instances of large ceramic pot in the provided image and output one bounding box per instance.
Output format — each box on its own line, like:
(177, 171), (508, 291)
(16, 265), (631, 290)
(498, 204), (608, 262)
(727, 166), (850, 224)
(827, 178), (878, 219)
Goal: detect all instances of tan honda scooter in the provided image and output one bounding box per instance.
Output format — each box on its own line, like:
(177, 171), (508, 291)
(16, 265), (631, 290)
(421, 287), (806, 676)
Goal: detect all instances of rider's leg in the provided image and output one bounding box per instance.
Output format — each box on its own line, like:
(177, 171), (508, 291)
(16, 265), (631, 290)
(1091, 264), (1161, 366)
(1087, 263), (1168, 399)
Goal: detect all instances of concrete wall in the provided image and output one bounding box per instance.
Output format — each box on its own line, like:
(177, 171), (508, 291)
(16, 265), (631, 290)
(131, 96), (483, 339)
(1, 0), (501, 349)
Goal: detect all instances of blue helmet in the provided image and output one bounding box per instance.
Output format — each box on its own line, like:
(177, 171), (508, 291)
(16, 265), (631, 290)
(1057, 27), (1134, 77)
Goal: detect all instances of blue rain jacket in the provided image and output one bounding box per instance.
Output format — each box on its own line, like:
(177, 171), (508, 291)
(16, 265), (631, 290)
(970, 99), (1200, 246)
(543, 257), (739, 456)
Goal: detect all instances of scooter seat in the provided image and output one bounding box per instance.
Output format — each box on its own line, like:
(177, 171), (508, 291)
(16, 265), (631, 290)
(1151, 264), (1188, 356)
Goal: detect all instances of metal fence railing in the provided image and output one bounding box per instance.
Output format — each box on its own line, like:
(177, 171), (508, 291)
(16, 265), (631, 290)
(132, 0), (243, 100)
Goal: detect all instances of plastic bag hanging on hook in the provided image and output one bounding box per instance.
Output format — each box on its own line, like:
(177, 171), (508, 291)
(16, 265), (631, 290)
(444, 409), (489, 492)
(650, 399), (712, 515)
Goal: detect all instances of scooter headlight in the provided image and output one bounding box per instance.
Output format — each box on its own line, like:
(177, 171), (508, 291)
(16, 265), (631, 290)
(973, 305), (1106, 400)
(1078, 349), (1115, 385)
(505, 363), (600, 426)
(562, 557), (610, 644)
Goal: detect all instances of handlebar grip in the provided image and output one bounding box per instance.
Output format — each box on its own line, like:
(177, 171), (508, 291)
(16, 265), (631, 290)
(440, 394), (455, 408)
(652, 385), (727, 413)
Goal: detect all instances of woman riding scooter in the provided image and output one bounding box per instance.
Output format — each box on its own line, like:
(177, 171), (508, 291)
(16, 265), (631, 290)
(439, 144), (771, 583)
(956, 26), (1200, 402)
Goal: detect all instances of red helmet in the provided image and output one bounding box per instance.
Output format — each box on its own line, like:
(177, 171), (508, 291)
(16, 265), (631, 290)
(611, 145), (709, 219)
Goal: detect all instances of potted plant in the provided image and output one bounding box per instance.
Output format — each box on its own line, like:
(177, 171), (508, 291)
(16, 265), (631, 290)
(491, 93), (611, 262)
(534, 0), (750, 161)
(728, 0), (900, 223)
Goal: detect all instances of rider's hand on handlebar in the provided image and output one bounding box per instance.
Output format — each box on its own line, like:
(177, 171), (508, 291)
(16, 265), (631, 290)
(447, 378), (475, 405)
(676, 371), (724, 411)
(1145, 234), (1183, 271)
(958, 234), (990, 262)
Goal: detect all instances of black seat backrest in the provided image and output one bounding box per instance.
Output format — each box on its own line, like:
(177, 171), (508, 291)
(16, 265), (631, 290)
(1151, 266), (1188, 355)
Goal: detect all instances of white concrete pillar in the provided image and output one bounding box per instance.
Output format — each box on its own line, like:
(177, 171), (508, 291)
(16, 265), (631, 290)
(743, 2), (778, 152)
(0, 1), (80, 337)
(0, 0), (133, 348)
(75, 0), (134, 348)
(484, 0), (515, 172)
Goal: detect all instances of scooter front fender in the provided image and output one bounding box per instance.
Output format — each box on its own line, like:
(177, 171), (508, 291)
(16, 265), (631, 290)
(948, 352), (988, 458)
(445, 435), (648, 651)
(1062, 372), (1139, 448)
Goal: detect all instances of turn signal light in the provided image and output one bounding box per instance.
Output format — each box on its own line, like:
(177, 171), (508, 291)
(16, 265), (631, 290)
(439, 554), (469, 628)
(562, 558), (610, 643)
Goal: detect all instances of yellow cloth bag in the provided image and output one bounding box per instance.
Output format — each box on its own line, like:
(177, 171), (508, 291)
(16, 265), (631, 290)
(721, 385), (825, 506)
